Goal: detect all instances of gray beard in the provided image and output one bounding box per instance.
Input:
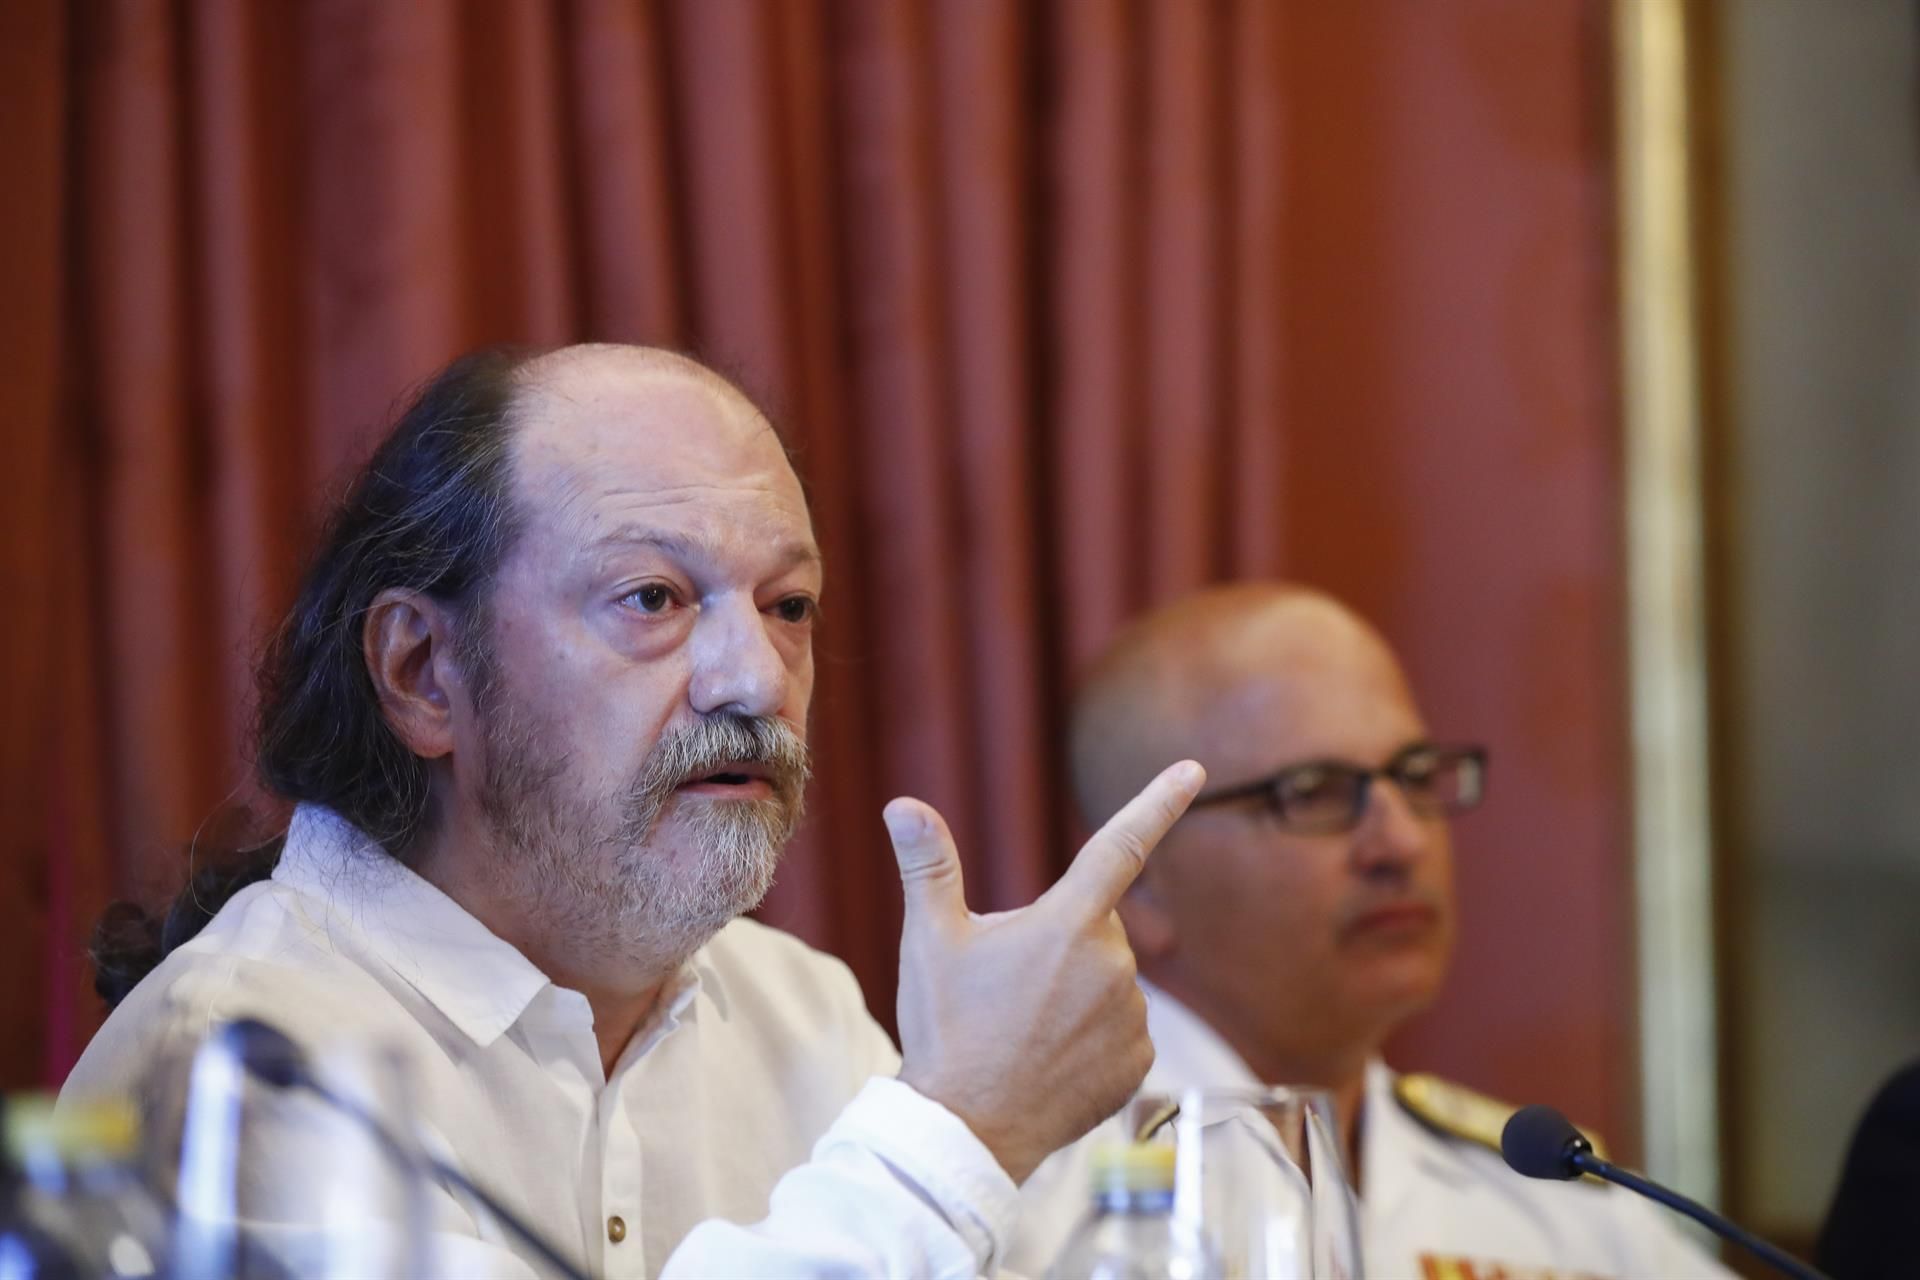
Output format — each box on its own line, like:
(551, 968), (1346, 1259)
(475, 704), (811, 975)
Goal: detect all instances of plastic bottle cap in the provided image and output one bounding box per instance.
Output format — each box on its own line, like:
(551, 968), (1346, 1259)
(1089, 1140), (1177, 1194)
(3, 1094), (140, 1164)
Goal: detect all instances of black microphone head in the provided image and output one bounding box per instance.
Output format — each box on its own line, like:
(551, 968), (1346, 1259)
(219, 1017), (312, 1091)
(1501, 1104), (1592, 1181)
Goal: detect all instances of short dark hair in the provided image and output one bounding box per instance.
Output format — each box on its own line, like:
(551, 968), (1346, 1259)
(91, 346), (539, 1006)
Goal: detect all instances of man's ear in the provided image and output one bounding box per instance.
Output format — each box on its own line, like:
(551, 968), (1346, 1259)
(363, 588), (465, 760)
(1116, 867), (1178, 961)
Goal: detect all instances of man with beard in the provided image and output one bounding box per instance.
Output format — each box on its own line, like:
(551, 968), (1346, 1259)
(1009, 583), (1733, 1279)
(63, 345), (1204, 1279)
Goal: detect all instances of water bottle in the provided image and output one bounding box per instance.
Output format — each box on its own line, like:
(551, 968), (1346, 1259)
(1, 1095), (172, 1278)
(0, 1121), (84, 1280)
(1046, 1142), (1221, 1280)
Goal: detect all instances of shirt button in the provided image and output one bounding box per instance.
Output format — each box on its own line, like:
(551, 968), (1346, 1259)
(607, 1215), (627, 1244)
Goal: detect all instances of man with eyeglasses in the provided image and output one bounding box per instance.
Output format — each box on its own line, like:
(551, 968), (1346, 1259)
(1009, 583), (1733, 1279)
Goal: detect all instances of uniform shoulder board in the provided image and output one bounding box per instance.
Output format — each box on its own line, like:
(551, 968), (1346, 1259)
(1393, 1073), (1611, 1164)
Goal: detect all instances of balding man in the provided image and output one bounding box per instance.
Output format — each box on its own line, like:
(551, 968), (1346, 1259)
(1010, 583), (1734, 1279)
(65, 345), (1203, 1279)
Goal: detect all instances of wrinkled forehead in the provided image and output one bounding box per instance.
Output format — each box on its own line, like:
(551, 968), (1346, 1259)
(506, 356), (814, 549)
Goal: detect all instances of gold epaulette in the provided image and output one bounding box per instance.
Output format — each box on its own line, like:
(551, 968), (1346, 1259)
(1393, 1073), (1610, 1164)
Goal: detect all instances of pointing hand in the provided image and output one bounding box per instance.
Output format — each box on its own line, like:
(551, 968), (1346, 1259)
(887, 760), (1206, 1184)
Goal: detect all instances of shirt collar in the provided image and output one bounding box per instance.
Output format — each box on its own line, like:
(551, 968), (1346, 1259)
(1361, 1057), (1473, 1219)
(1138, 979), (1265, 1091)
(272, 804), (555, 1048)
(1141, 985), (1426, 1204)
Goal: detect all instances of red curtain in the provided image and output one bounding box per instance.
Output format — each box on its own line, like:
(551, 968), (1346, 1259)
(2, 0), (1632, 1158)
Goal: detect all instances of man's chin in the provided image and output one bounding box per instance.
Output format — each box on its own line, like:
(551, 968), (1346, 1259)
(612, 855), (780, 963)
(1350, 954), (1447, 1021)
(675, 832), (785, 910)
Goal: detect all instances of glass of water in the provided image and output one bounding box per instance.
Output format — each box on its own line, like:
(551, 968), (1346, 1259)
(1123, 1086), (1363, 1280)
(162, 1024), (431, 1279)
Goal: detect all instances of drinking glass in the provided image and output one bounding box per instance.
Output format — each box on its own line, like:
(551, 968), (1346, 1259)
(1117, 1087), (1364, 1280)
(160, 1026), (430, 1279)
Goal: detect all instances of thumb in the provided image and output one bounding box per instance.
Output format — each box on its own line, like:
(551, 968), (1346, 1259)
(884, 798), (968, 934)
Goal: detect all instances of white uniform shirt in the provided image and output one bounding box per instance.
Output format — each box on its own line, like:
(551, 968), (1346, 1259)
(1009, 984), (1736, 1280)
(62, 805), (1017, 1279)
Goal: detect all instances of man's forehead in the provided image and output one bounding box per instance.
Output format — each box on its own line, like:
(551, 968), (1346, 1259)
(507, 350), (811, 539)
(1167, 597), (1425, 761)
(515, 350), (775, 464)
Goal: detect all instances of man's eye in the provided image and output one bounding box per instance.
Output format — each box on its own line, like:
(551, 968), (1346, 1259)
(625, 584), (675, 614)
(1282, 767), (1335, 801)
(775, 596), (817, 624)
(1397, 752), (1440, 785)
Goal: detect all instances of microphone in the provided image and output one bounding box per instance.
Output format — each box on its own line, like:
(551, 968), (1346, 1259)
(219, 1019), (590, 1280)
(1500, 1104), (1829, 1280)
(1499, 1104), (1594, 1179)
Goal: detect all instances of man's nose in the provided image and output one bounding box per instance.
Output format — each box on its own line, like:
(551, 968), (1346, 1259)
(687, 595), (789, 718)
(1350, 778), (1432, 872)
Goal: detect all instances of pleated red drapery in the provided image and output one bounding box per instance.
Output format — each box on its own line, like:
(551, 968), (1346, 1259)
(1, 0), (1632, 1159)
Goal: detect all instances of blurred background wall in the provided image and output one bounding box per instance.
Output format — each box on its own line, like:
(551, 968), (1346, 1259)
(0, 0), (1720, 1217)
(1707, 0), (1920, 1252)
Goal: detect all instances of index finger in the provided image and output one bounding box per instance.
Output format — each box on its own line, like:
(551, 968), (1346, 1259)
(1042, 760), (1206, 917)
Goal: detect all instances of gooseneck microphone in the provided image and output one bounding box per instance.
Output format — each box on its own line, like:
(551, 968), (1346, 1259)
(220, 1019), (591, 1280)
(1500, 1104), (1828, 1280)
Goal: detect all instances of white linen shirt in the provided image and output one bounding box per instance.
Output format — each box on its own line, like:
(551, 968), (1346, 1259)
(61, 805), (1018, 1279)
(1009, 984), (1737, 1280)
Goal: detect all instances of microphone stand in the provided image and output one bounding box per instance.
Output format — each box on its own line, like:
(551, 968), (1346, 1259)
(291, 1076), (592, 1280)
(1566, 1150), (1828, 1280)
(215, 1020), (590, 1280)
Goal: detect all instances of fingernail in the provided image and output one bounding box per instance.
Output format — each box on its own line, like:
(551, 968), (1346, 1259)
(1173, 760), (1205, 789)
(883, 800), (929, 840)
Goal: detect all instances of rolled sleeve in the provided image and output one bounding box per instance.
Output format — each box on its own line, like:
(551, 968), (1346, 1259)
(663, 1076), (1019, 1279)
(818, 1077), (1020, 1274)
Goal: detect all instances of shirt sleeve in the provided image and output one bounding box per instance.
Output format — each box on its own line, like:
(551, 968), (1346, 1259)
(664, 1077), (1020, 1280)
(1004, 1134), (1098, 1277)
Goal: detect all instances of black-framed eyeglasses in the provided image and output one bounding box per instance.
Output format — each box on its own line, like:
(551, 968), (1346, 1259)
(1188, 742), (1488, 836)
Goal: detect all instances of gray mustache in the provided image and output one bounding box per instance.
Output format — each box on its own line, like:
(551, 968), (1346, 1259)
(644, 715), (811, 796)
